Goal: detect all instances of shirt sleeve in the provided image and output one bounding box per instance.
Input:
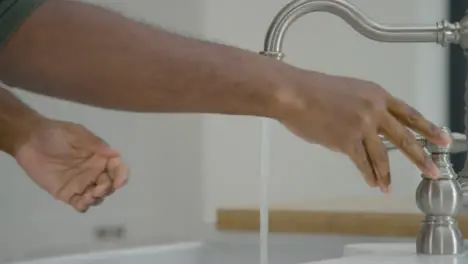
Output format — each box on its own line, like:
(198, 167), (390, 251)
(0, 0), (47, 49)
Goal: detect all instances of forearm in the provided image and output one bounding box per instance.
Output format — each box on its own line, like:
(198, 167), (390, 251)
(0, 87), (42, 155)
(0, 0), (293, 118)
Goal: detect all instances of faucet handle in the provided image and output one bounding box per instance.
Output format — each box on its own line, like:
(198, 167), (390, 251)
(449, 132), (468, 154)
(380, 127), (468, 154)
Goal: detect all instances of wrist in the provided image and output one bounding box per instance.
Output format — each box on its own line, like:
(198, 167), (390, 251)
(267, 64), (310, 122)
(0, 110), (45, 157)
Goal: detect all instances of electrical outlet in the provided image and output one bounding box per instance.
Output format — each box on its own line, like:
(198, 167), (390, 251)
(94, 225), (126, 241)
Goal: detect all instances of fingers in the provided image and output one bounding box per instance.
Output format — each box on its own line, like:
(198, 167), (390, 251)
(380, 113), (439, 179)
(93, 173), (113, 197)
(67, 163), (125, 213)
(56, 155), (128, 213)
(92, 197), (104, 206)
(78, 173), (112, 211)
(70, 173), (113, 213)
(362, 133), (391, 193)
(387, 97), (451, 146)
(348, 140), (378, 188)
(56, 154), (106, 203)
(107, 157), (129, 189)
(70, 194), (87, 213)
(75, 186), (95, 212)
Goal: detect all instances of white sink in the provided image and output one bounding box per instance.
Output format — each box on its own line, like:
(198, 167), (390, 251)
(302, 255), (468, 264)
(16, 241), (468, 264)
(301, 242), (468, 264)
(7, 233), (348, 264)
(9, 242), (203, 264)
(5, 234), (416, 264)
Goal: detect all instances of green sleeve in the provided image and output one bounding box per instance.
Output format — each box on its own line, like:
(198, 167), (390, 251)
(0, 0), (47, 49)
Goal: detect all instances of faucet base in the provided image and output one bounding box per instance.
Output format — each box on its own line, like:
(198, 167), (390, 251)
(259, 51), (284, 60)
(416, 216), (464, 255)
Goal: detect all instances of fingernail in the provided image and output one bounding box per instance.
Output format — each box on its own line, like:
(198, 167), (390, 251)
(114, 178), (128, 189)
(380, 185), (391, 194)
(441, 133), (452, 145)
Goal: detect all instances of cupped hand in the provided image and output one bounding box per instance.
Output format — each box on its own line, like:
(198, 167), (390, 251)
(14, 118), (128, 212)
(277, 70), (451, 193)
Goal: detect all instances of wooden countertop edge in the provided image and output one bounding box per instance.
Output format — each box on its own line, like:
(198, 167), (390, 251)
(216, 208), (468, 238)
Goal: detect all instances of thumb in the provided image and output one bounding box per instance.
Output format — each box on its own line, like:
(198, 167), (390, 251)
(71, 126), (120, 157)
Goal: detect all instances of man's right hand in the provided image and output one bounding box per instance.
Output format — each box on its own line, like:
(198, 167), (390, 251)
(274, 68), (451, 193)
(13, 117), (128, 212)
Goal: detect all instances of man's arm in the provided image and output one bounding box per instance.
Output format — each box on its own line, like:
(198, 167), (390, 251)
(0, 86), (42, 155)
(0, 0), (452, 190)
(0, 0), (291, 118)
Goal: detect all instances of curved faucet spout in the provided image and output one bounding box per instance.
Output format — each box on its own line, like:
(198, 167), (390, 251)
(262, 0), (459, 58)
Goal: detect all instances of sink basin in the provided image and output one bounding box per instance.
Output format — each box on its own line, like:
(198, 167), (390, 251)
(5, 234), (416, 264)
(301, 254), (468, 264)
(18, 241), (468, 264)
(7, 233), (345, 264)
(9, 242), (203, 264)
(303, 242), (468, 264)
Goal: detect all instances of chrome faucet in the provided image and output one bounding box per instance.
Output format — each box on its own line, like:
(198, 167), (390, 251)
(259, 0), (468, 256)
(382, 128), (467, 255)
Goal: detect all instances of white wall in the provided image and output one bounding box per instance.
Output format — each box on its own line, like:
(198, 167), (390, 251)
(0, 0), (205, 262)
(201, 0), (449, 223)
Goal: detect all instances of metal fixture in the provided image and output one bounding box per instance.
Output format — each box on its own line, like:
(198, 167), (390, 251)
(382, 128), (467, 255)
(260, 0), (468, 256)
